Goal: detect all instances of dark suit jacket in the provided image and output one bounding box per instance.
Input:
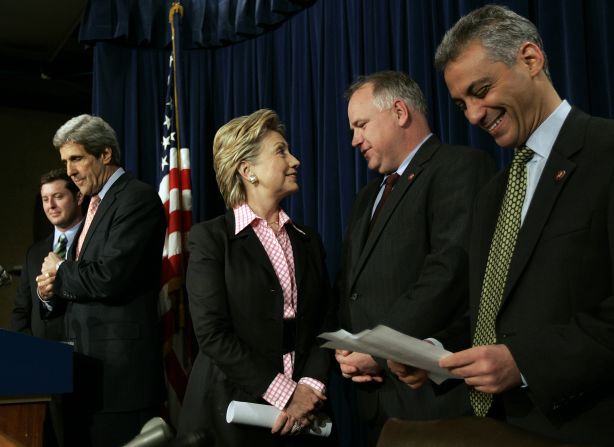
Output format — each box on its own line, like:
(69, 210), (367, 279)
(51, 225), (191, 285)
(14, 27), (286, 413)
(11, 234), (65, 340)
(178, 211), (332, 445)
(53, 172), (166, 414)
(445, 108), (614, 445)
(337, 135), (495, 423)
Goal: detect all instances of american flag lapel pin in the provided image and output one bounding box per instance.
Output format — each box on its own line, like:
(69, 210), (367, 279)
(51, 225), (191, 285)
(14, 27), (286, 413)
(554, 170), (567, 182)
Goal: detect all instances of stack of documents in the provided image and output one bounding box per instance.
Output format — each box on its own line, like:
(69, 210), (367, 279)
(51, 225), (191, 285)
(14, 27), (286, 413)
(319, 325), (456, 384)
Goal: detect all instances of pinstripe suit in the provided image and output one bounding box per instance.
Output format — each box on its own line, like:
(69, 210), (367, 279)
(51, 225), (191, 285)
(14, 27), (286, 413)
(337, 135), (494, 438)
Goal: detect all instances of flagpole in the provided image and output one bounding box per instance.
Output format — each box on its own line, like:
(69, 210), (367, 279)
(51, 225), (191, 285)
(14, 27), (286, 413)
(169, 1), (183, 166)
(159, 0), (194, 427)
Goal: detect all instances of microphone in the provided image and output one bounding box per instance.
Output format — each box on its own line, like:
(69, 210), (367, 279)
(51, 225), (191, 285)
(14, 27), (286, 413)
(0, 265), (11, 287)
(122, 417), (173, 447)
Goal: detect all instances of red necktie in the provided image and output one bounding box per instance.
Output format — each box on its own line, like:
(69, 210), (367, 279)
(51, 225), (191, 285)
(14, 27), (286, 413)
(369, 173), (400, 232)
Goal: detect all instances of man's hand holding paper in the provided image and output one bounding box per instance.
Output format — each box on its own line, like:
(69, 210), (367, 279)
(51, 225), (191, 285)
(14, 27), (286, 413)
(387, 360), (430, 389)
(320, 325), (455, 384)
(439, 344), (521, 394)
(335, 350), (384, 383)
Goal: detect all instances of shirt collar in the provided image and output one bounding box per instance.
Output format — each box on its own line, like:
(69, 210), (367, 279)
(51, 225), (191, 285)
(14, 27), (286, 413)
(96, 167), (125, 201)
(54, 219), (82, 248)
(381, 133), (432, 186)
(525, 100), (572, 161)
(233, 203), (303, 235)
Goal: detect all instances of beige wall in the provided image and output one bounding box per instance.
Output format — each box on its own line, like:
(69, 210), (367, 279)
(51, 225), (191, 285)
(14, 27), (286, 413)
(0, 107), (71, 328)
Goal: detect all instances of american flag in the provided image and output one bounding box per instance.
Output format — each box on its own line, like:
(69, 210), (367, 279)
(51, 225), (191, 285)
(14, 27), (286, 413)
(157, 2), (193, 428)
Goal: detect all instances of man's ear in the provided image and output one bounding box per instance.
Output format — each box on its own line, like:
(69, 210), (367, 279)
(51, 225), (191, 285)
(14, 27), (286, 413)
(518, 42), (545, 78)
(392, 99), (411, 127)
(101, 147), (113, 165)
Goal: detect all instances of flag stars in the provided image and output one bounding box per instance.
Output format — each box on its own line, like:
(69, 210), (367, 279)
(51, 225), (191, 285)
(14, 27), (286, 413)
(162, 135), (171, 150)
(161, 156), (169, 171)
(164, 115), (172, 130)
(170, 131), (176, 142)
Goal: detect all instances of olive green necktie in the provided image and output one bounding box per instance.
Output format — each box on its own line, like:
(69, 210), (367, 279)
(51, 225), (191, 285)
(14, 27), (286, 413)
(470, 146), (534, 417)
(53, 233), (68, 259)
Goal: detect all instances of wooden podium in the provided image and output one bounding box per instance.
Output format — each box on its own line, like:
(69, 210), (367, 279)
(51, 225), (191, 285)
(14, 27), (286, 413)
(0, 330), (72, 447)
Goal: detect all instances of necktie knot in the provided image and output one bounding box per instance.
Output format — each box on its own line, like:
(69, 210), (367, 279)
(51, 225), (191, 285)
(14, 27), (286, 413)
(89, 195), (101, 214)
(385, 172), (400, 187)
(369, 173), (401, 233)
(513, 146), (534, 165)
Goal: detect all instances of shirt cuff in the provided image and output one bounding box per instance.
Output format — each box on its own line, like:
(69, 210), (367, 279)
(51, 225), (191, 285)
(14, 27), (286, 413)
(263, 373), (297, 410)
(298, 377), (326, 395)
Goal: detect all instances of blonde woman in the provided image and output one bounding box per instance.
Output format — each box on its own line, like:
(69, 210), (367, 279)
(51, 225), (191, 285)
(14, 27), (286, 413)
(179, 109), (333, 446)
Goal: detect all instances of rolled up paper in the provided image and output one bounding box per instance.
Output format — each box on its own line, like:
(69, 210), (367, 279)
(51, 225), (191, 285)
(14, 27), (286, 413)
(225, 400), (332, 437)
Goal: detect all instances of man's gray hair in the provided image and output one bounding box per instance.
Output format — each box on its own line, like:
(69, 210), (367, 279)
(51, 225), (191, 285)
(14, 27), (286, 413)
(53, 114), (121, 165)
(345, 71), (428, 115)
(434, 4), (550, 80)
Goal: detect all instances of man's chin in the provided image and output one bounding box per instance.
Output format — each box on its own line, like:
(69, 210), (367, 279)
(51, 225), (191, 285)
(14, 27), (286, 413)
(493, 135), (517, 149)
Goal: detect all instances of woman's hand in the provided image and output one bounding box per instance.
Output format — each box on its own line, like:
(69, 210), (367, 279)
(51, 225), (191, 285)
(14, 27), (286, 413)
(271, 384), (326, 435)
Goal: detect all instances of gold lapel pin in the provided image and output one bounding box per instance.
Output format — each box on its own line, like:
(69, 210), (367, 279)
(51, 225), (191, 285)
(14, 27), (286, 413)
(554, 170), (567, 182)
(407, 173), (416, 183)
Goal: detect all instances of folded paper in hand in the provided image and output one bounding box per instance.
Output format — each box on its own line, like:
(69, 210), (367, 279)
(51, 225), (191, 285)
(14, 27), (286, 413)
(226, 401), (332, 437)
(319, 325), (456, 384)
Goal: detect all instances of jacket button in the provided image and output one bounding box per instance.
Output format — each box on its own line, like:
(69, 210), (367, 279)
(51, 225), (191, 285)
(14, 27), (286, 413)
(350, 292), (358, 301)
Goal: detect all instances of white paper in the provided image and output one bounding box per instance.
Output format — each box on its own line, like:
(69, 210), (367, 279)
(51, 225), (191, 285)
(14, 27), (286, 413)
(225, 401), (332, 437)
(319, 325), (456, 384)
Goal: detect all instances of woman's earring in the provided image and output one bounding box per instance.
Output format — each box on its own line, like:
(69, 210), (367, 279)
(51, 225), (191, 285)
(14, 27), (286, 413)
(248, 174), (258, 184)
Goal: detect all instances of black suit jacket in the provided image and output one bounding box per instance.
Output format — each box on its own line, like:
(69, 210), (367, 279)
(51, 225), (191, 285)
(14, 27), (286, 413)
(337, 135), (495, 423)
(447, 108), (614, 445)
(11, 234), (65, 340)
(179, 211), (332, 445)
(53, 172), (166, 413)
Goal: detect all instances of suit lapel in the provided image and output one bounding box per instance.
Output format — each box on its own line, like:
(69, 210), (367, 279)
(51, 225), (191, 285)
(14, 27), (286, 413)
(228, 212), (280, 287)
(67, 226), (80, 261)
(78, 173), (129, 258)
(347, 180), (380, 271)
(287, 224), (310, 310)
(228, 211), (284, 318)
(45, 233), (55, 253)
(349, 135), (440, 289)
(502, 109), (585, 305)
(475, 171), (508, 281)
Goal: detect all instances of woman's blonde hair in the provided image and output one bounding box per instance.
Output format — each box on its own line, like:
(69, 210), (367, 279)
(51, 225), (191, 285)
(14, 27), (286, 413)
(213, 109), (285, 208)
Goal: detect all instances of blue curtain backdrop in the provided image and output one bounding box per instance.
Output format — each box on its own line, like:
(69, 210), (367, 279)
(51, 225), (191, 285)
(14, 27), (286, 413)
(82, 0), (614, 282)
(81, 1), (614, 444)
